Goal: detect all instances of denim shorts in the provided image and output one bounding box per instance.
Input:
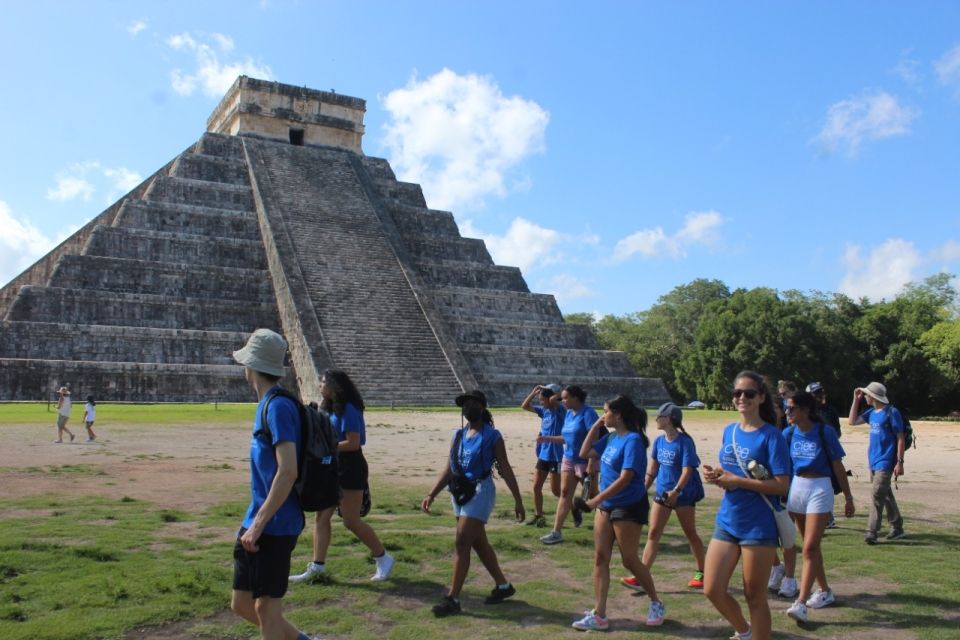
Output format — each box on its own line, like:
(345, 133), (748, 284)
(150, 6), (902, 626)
(600, 494), (650, 524)
(787, 475), (834, 514)
(712, 524), (778, 547)
(451, 476), (496, 523)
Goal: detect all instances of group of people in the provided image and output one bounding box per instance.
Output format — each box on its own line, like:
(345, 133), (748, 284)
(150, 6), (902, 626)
(52, 385), (97, 443)
(229, 328), (909, 640)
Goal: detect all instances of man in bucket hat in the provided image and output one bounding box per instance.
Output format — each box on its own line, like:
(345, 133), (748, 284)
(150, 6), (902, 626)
(848, 382), (906, 545)
(229, 329), (316, 640)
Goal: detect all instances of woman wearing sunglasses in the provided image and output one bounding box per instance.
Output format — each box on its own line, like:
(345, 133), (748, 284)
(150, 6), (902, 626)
(781, 391), (854, 623)
(702, 371), (790, 640)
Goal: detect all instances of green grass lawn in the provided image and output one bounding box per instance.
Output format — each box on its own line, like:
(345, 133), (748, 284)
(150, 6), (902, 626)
(1, 481), (958, 640)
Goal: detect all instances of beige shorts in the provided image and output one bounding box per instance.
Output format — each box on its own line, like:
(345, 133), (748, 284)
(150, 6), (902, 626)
(57, 415), (69, 428)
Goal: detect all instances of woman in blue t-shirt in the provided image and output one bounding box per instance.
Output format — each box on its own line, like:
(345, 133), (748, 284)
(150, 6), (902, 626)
(702, 371), (790, 640)
(521, 384), (565, 528)
(537, 385), (599, 545)
(421, 390), (525, 617)
(289, 370), (394, 584)
(781, 391), (855, 624)
(629, 402), (706, 591)
(572, 395), (665, 631)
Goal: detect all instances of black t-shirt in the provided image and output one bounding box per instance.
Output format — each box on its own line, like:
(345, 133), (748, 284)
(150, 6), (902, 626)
(818, 403), (842, 438)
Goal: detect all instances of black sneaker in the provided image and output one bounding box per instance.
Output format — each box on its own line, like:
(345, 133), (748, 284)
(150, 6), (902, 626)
(484, 583), (516, 604)
(886, 528), (906, 540)
(432, 595), (461, 617)
(864, 533), (878, 545)
(572, 506), (583, 528)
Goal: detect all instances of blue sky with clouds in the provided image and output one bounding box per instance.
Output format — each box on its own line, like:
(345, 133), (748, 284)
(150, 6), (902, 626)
(1, 1), (958, 316)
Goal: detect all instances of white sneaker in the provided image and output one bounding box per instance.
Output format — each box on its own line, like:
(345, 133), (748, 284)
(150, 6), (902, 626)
(289, 562), (325, 584)
(787, 598), (808, 623)
(806, 588), (835, 609)
(729, 625), (752, 640)
(767, 563), (785, 591)
(371, 553), (395, 581)
(778, 577), (799, 598)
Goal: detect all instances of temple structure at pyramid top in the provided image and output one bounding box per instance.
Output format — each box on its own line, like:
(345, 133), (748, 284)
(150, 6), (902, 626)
(0, 76), (670, 407)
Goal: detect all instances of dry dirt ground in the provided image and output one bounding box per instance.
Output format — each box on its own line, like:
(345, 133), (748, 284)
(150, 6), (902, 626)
(2, 411), (958, 639)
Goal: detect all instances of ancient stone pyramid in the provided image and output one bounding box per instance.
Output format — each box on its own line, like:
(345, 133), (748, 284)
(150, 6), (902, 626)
(0, 76), (669, 406)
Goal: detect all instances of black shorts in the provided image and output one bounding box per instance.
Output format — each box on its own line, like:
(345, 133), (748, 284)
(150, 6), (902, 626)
(232, 528), (299, 599)
(338, 449), (369, 491)
(600, 495), (650, 524)
(535, 459), (560, 474)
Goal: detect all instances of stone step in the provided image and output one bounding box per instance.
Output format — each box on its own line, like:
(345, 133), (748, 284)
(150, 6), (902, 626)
(0, 358), (254, 402)
(192, 132), (246, 160)
(5, 286), (278, 331)
(385, 202), (460, 237)
(85, 225), (267, 270)
(145, 175), (254, 211)
(170, 153), (250, 185)
(429, 286), (563, 322)
(0, 321), (248, 364)
(114, 199), (261, 240)
(369, 178), (426, 207)
(358, 156), (396, 181)
(50, 255), (275, 302)
(403, 236), (492, 263)
(414, 259), (528, 291)
(447, 318), (597, 349)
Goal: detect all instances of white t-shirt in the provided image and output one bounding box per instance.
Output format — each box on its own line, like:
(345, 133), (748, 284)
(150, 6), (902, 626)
(58, 395), (72, 417)
(84, 402), (96, 422)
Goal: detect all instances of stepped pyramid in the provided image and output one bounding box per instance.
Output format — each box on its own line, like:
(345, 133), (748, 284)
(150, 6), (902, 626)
(0, 76), (670, 406)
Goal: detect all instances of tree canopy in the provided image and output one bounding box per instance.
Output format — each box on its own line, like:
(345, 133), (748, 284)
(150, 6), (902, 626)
(570, 274), (959, 416)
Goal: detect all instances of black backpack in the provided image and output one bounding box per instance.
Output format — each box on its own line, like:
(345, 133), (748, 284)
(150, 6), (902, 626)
(887, 409), (915, 452)
(259, 388), (340, 512)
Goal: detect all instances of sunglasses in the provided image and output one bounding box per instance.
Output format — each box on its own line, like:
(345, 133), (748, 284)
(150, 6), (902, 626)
(785, 406), (797, 413)
(732, 388), (759, 399)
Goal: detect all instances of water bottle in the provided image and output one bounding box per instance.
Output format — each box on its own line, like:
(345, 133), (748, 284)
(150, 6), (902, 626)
(747, 460), (770, 480)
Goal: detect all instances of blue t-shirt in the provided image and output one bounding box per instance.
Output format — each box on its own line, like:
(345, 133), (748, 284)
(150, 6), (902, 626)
(652, 433), (703, 502)
(562, 404), (599, 464)
(534, 405), (565, 462)
(783, 423), (845, 476)
(331, 402), (365, 446)
(860, 406), (904, 471)
(714, 423), (791, 541)
(242, 387), (305, 536)
(451, 424), (503, 481)
(592, 431), (647, 509)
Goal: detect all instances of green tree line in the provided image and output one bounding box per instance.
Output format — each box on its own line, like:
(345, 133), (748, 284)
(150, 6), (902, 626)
(566, 274), (960, 417)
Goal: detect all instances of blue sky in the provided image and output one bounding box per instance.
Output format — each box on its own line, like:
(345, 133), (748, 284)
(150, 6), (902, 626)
(1, 1), (958, 316)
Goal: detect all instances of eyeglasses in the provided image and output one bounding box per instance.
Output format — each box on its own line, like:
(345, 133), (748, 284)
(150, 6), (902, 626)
(785, 406), (797, 413)
(732, 389), (759, 399)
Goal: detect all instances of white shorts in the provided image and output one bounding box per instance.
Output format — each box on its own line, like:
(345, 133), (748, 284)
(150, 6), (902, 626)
(787, 476), (834, 514)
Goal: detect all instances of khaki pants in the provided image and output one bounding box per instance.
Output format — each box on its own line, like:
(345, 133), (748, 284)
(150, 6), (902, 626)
(868, 470), (903, 535)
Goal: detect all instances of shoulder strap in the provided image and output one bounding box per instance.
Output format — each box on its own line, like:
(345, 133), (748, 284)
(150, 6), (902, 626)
(732, 426), (779, 514)
(450, 428), (465, 473)
(818, 423), (836, 462)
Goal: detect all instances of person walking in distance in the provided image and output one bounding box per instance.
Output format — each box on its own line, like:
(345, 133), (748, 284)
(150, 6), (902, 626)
(520, 384), (564, 528)
(230, 328), (316, 640)
(848, 382), (906, 544)
(54, 386), (74, 443)
(289, 369), (394, 584)
(83, 395), (97, 442)
(422, 390), (525, 617)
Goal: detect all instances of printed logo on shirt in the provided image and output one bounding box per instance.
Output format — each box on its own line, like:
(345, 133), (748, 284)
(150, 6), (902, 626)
(721, 443), (751, 464)
(792, 440), (819, 459)
(601, 446), (618, 467)
(657, 449), (678, 465)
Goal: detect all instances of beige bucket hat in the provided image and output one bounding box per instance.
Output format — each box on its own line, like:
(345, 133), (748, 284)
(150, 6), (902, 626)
(233, 329), (287, 377)
(861, 381), (889, 404)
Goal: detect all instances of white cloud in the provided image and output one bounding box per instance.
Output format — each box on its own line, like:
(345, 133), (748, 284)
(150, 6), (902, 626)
(613, 210), (725, 262)
(544, 274), (594, 303)
(838, 239), (922, 300)
(127, 20), (147, 37)
(0, 201), (61, 285)
(165, 32), (272, 98)
(891, 50), (921, 86)
(45, 162), (142, 204)
(462, 217), (561, 273)
(932, 239), (960, 263)
(813, 91), (918, 156)
(380, 68), (549, 213)
(934, 43), (960, 98)
(46, 176), (94, 202)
